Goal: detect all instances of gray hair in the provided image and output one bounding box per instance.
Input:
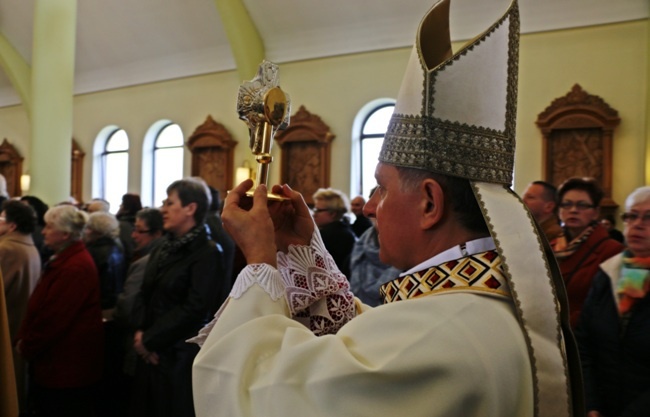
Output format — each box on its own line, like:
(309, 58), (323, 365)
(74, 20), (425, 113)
(167, 177), (211, 224)
(87, 198), (110, 213)
(44, 205), (88, 240)
(86, 211), (120, 238)
(625, 186), (650, 211)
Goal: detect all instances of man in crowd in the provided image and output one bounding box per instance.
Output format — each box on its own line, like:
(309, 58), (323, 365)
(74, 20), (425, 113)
(522, 180), (563, 242)
(192, 1), (583, 416)
(0, 200), (41, 410)
(350, 195), (373, 237)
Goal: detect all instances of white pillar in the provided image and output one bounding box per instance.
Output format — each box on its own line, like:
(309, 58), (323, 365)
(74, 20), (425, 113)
(30, 0), (77, 206)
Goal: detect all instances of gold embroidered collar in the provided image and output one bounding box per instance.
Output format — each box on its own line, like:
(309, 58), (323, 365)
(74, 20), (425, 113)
(380, 250), (511, 303)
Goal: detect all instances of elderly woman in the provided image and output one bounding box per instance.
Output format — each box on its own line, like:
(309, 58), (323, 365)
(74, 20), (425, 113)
(312, 188), (357, 277)
(131, 178), (225, 417)
(16, 205), (103, 417)
(551, 177), (624, 327)
(576, 186), (650, 417)
(84, 211), (126, 311)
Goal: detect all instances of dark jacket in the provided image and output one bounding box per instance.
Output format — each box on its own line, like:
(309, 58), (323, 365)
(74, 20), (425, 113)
(86, 235), (127, 309)
(134, 226), (225, 352)
(576, 253), (650, 417)
(117, 214), (136, 263)
(131, 227), (224, 417)
(17, 240), (104, 388)
(205, 212), (236, 287)
(351, 215), (373, 238)
(319, 220), (357, 278)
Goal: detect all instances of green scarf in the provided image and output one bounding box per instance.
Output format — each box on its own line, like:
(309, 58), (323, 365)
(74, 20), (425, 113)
(617, 249), (650, 314)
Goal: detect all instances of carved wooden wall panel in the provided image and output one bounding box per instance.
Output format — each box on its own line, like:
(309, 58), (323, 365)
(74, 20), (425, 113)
(187, 115), (237, 198)
(536, 84), (620, 215)
(274, 106), (335, 206)
(71, 139), (85, 204)
(0, 139), (23, 197)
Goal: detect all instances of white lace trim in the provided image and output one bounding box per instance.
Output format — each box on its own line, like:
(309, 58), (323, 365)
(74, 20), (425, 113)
(189, 229), (357, 346)
(278, 229), (356, 336)
(230, 263), (285, 301)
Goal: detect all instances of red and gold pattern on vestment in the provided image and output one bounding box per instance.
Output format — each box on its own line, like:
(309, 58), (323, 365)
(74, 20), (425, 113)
(380, 250), (511, 303)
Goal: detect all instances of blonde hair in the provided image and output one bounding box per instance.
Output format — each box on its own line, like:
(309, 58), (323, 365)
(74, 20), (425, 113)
(44, 205), (88, 240)
(312, 188), (350, 221)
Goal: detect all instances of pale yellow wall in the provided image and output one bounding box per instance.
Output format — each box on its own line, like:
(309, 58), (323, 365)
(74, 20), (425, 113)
(517, 19), (648, 209)
(0, 19), (646, 208)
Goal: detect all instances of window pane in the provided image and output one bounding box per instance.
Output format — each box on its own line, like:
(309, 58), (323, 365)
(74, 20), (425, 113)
(361, 137), (383, 200)
(154, 147), (184, 207)
(362, 106), (394, 135)
(156, 124), (184, 148)
(105, 129), (129, 152)
(104, 152), (128, 212)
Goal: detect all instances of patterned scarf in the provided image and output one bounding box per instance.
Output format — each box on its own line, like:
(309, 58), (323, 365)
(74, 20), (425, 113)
(552, 223), (596, 261)
(156, 225), (204, 267)
(617, 250), (650, 314)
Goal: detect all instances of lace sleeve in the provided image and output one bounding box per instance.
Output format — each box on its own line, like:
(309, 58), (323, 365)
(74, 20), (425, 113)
(189, 229), (357, 346)
(277, 228), (357, 336)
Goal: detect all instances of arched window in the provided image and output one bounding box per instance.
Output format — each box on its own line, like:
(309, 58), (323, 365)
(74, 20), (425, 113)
(351, 100), (395, 199)
(93, 127), (129, 213)
(142, 121), (184, 207)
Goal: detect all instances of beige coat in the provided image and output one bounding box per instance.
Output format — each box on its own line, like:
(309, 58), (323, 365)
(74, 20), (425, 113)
(0, 231), (41, 409)
(0, 232), (41, 340)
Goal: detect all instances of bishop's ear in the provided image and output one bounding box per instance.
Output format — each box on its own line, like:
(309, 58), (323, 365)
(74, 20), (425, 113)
(421, 178), (445, 229)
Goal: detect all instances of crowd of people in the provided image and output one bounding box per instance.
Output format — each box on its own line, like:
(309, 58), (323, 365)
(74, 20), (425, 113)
(521, 178), (650, 416)
(3, 171), (647, 417)
(1, 177), (232, 417)
(1, 0), (649, 415)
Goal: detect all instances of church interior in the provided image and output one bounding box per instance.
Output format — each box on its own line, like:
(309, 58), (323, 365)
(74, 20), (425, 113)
(0, 0), (647, 217)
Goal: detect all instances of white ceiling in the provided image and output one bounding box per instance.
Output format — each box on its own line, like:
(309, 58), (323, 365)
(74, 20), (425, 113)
(0, 0), (646, 107)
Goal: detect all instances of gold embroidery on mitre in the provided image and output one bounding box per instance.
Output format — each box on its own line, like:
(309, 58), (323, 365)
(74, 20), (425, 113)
(380, 250), (511, 303)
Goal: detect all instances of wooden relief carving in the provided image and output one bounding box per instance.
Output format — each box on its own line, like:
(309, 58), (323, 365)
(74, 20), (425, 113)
(71, 139), (85, 204)
(536, 84), (620, 213)
(274, 106), (335, 206)
(549, 128), (603, 184)
(0, 139), (23, 197)
(186, 116), (237, 198)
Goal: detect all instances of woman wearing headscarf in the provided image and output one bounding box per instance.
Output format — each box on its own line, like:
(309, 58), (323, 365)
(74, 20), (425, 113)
(16, 205), (103, 417)
(130, 178), (224, 417)
(576, 185), (650, 417)
(551, 177), (624, 328)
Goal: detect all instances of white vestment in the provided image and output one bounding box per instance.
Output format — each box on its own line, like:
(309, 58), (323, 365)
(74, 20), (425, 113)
(192, 232), (533, 417)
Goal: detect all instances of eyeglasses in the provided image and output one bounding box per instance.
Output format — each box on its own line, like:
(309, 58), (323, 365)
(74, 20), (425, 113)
(621, 212), (650, 225)
(558, 201), (595, 211)
(133, 229), (151, 234)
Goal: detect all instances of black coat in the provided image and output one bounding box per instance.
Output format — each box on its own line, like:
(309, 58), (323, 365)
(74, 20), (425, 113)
(135, 227), (225, 351)
(319, 220), (357, 278)
(575, 253), (650, 417)
(131, 227), (225, 417)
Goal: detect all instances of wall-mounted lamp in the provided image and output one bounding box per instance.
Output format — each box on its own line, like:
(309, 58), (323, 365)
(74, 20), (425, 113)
(20, 174), (30, 195)
(235, 160), (254, 185)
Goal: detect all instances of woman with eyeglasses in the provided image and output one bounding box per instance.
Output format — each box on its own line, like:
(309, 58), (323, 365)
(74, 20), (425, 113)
(575, 185), (650, 417)
(551, 177), (624, 328)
